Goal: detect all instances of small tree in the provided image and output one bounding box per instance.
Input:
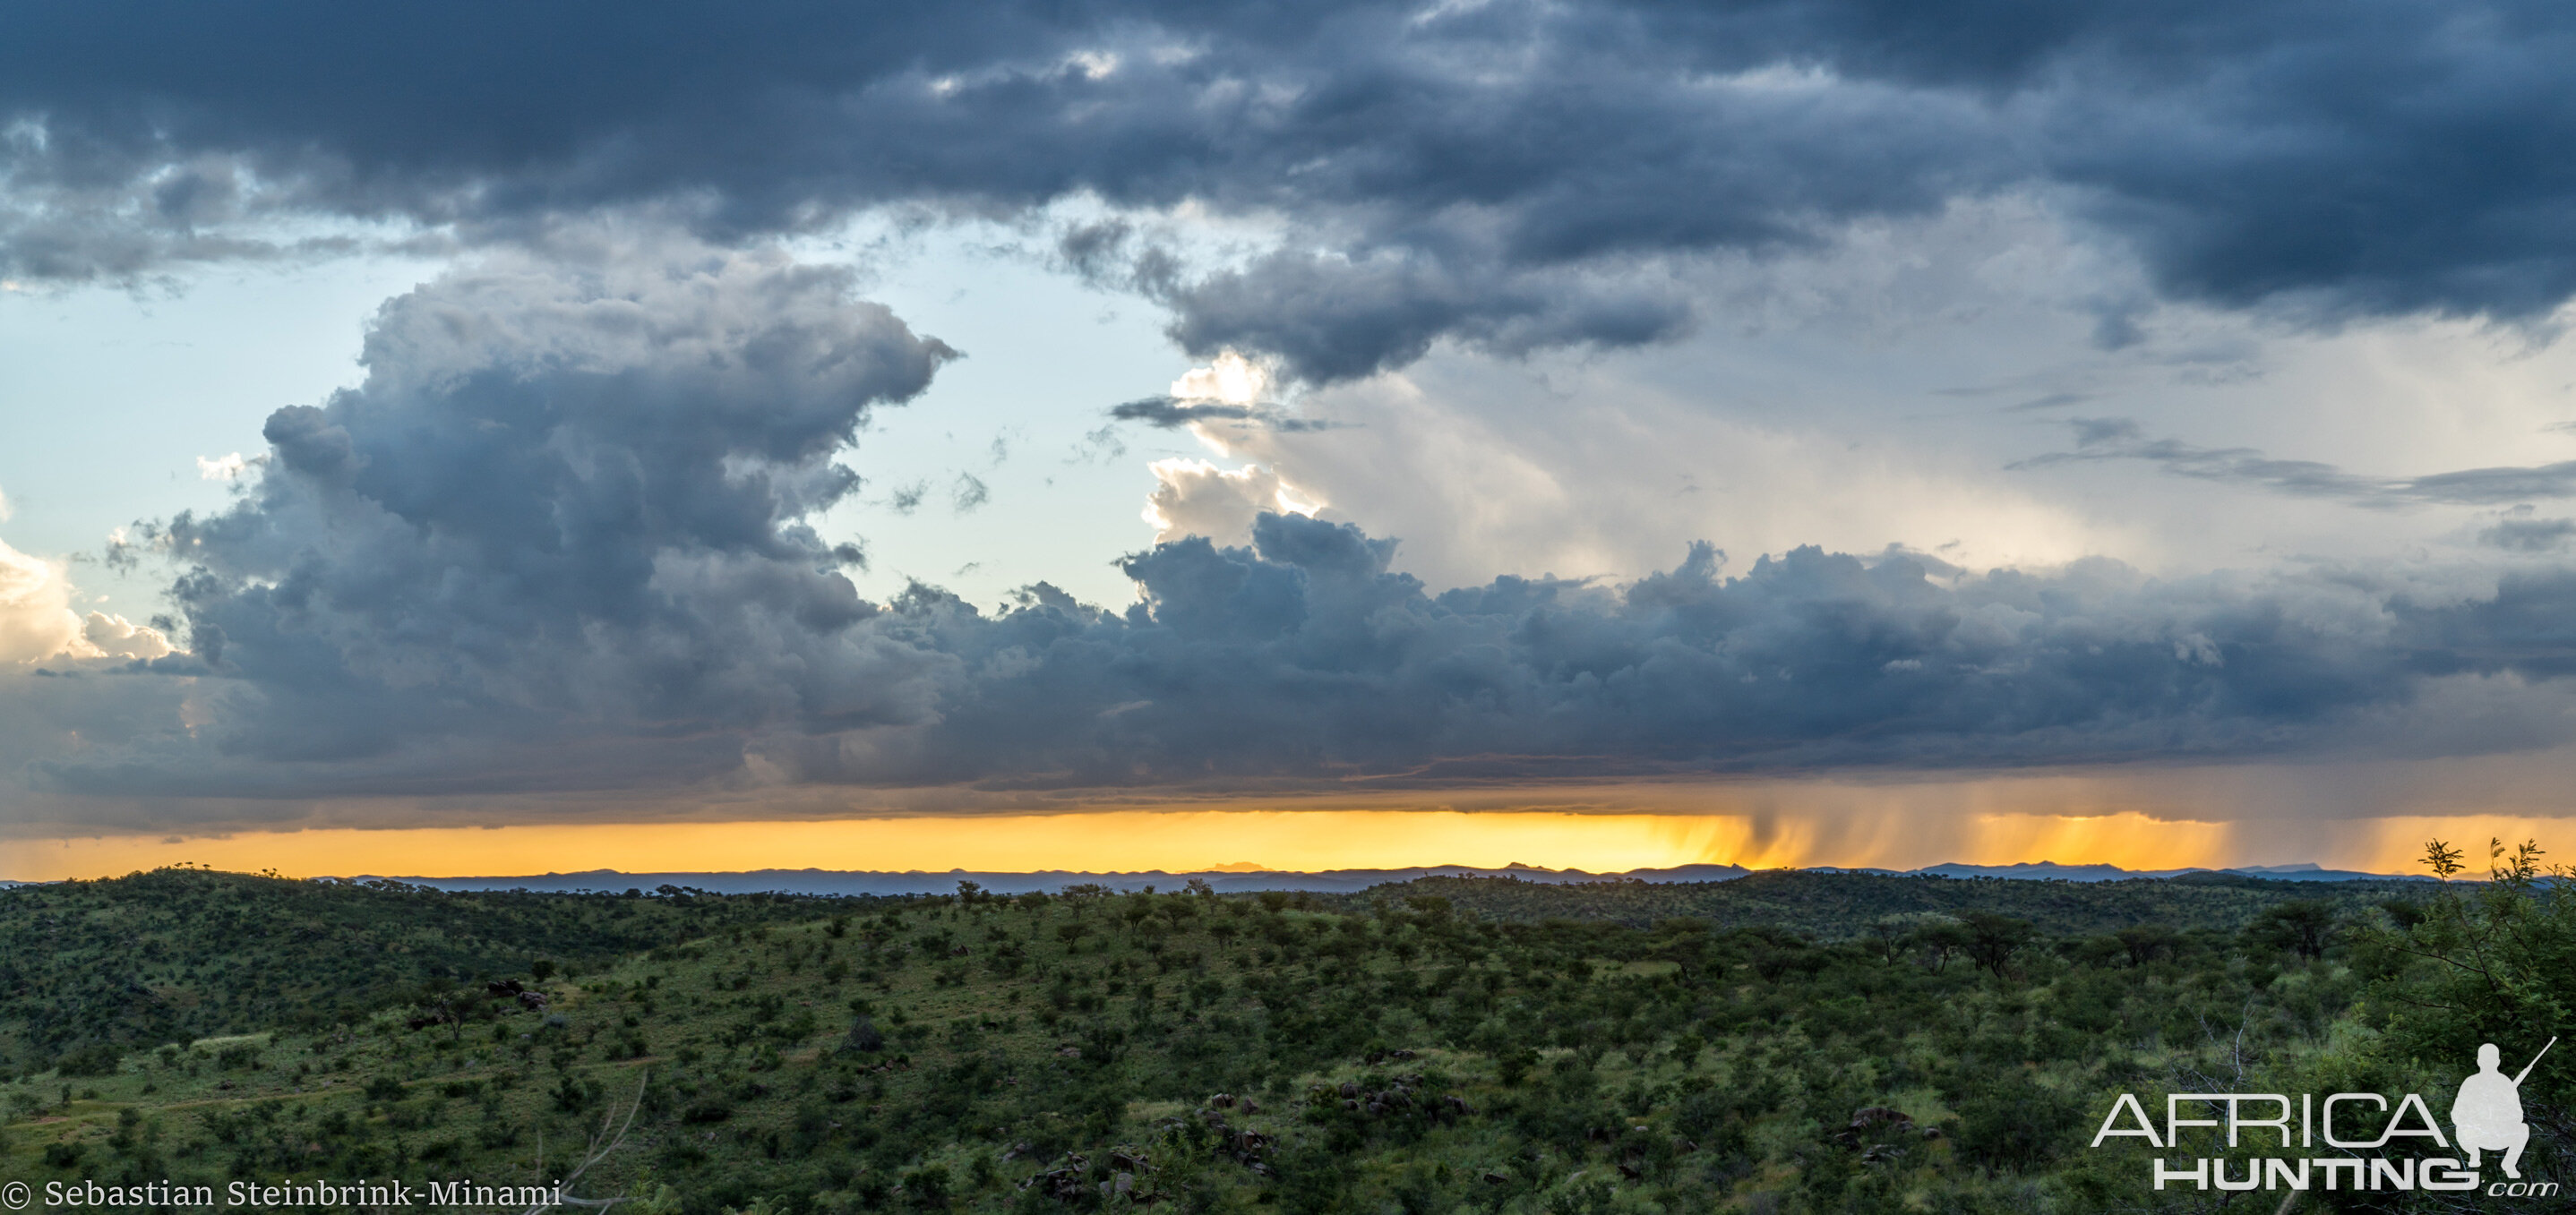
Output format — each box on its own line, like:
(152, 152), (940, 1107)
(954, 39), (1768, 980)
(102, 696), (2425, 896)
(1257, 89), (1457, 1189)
(2113, 924), (2179, 967)
(1961, 912), (2034, 978)
(1121, 900), (1159, 934)
(2247, 901), (2336, 961)
(2366, 836), (2572, 1181)
(1865, 918), (1912, 967)
(1915, 921), (1972, 972)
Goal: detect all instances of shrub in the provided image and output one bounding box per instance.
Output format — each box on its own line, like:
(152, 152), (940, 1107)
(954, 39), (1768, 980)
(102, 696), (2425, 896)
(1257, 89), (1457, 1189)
(900, 1165), (949, 1207)
(843, 1015), (884, 1054)
(55, 1042), (124, 1077)
(1952, 1073), (2075, 1173)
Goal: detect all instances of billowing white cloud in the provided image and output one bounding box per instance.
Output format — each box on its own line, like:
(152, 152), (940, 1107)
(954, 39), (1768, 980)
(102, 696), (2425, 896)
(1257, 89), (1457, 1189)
(0, 533), (169, 663)
(1169, 351), (1269, 407)
(195, 452), (257, 481)
(1154, 198), (2576, 593)
(0, 536), (82, 663)
(80, 611), (172, 660)
(1142, 458), (1322, 544)
(1203, 357), (2123, 592)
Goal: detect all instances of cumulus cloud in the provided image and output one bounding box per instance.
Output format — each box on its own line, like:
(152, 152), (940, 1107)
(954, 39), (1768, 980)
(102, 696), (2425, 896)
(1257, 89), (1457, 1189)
(11, 2), (2576, 381)
(39, 240), (957, 792)
(1168, 351), (1268, 407)
(43, 422), (2576, 808)
(1141, 459), (1323, 543)
(0, 534), (170, 664)
(79, 612), (173, 660)
(17, 229), (2576, 815)
(194, 452), (257, 481)
(0, 536), (83, 663)
(752, 512), (2576, 790)
(25, 225), (2575, 806)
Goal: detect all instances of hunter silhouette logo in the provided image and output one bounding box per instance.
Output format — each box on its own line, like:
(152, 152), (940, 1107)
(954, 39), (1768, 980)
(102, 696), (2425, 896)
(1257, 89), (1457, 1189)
(2455, 1038), (2553, 1180)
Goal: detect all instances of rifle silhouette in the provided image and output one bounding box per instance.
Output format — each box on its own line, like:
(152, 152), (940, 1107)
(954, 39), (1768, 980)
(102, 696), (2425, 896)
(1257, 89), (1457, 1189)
(2513, 1037), (2558, 1086)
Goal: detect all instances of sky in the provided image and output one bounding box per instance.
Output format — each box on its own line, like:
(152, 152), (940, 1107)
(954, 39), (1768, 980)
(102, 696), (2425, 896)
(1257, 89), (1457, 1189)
(9, 0), (2576, 879)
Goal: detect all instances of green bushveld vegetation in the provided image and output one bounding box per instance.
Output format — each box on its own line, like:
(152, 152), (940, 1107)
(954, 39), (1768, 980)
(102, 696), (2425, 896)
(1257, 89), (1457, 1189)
(0, 847), (2566, 1213)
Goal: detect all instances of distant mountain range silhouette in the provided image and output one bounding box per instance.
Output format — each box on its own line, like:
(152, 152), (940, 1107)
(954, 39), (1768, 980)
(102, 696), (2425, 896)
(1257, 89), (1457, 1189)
(322, 859), (2428, 896)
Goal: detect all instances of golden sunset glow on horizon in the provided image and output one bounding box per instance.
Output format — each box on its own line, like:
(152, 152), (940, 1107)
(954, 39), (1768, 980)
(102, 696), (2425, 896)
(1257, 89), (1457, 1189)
(4, 806), (2562, 884)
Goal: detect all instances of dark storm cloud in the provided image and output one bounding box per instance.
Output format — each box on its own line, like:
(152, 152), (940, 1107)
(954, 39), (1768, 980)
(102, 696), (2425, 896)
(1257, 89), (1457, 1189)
(55, 478), (2576, 802)
(30, 244), (962, 796)
(29, 235), (2576, 804)
(24, 244), (2576, 809)
(766, 516), (2432, 788)
(2016, 418), (2576, 506)
(1111, 398), (1261, 428)
(11, 1), (2576, 381)
(1108, 397), (1339, 432)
